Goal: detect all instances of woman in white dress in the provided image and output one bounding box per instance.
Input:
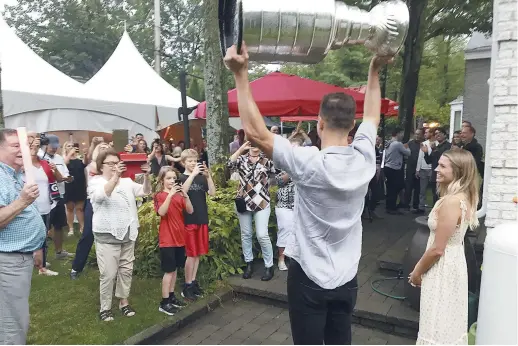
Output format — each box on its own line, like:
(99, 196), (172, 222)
(409, 149), (480, 345)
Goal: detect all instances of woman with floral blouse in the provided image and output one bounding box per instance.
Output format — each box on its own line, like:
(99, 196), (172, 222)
(228, 141), (276, 281)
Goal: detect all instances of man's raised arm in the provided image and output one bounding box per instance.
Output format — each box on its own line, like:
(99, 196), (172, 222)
(224, 43), (275, 158)
(362, 56), (393, 128)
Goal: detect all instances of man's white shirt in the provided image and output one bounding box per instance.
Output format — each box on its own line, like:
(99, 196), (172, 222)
(416, 140), (437, 172)
(272, 121), (377, 289)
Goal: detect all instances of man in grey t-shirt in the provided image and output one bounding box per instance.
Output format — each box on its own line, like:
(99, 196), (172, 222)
(383, 127), (411, 214)
(223, 42), (390, 345)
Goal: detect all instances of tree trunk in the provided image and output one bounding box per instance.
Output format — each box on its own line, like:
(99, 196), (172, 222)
(398, 0), (429, 141)
(202, 0), (229, 185)
(0, 61), (4, 129)
(439, 35), (451, 107)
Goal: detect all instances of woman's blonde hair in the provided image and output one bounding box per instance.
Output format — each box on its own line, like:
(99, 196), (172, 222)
(155, 166), (180, 195)
(437, 149), (480, 228)
(62, 141), (75, 155)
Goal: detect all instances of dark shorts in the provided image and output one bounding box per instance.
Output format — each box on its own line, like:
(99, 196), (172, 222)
(160, 247), (186, 273)
(49, 199), (67, 230)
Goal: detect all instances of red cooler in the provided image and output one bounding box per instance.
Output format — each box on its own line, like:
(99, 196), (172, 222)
(120, 153), (148, 180)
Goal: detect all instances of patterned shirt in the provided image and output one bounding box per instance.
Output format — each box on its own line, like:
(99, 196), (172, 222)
(228, 154), (276, 211)
(275, 171), (295, 210)
(0, 162), (47, 252)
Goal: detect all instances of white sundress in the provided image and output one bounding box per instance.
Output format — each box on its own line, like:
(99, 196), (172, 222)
(416, 198), (469, 345)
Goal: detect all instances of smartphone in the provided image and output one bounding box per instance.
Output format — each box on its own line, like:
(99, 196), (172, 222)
(175, 178), (182, 185)
(73, 143), (80, 148)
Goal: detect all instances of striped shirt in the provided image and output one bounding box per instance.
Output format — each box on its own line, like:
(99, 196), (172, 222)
(0, 162), (47, 252)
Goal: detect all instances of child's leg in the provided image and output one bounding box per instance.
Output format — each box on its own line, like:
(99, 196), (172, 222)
(184, 226), (195, 284)
(192, 224), (209, 283)
(169, 270), (177, 295)
(162, 272), (174, 299)
(184, 257), (195, 284)
(192, 257), (200, 282)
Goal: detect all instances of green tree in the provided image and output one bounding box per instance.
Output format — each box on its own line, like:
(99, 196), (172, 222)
(2, 0), (203, 85)
(397, 0), (492, 140)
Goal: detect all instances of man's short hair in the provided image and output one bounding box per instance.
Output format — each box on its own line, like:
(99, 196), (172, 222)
(435, 127), (447, 136)
(454, 130), (461, 135)
(136, 133), (144, 137)
(391, 127), (403, 137)
(0, 129), (18, 145)
(466, 125), (476, 134)
(181, 149), (198, 162)
(319, 93), (356, 130)
(462, 120), (472, 126)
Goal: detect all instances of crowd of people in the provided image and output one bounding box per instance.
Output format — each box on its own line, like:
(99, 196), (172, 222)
(0, 43), (485, 345)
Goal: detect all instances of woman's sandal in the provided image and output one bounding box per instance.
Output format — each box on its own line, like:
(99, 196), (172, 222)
(100, 310), (114, 322)
(120, 305), (136, 317)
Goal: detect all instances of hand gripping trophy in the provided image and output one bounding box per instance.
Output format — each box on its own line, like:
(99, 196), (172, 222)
(218, 0), (410, 64)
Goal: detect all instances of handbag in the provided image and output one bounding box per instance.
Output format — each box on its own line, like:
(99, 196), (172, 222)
(234, 160), (259, 214)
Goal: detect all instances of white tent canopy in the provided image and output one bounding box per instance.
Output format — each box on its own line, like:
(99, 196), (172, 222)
(84, 31), (199, 130)
(0, 17), (158, 139)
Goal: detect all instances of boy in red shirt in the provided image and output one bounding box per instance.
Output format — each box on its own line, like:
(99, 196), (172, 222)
(154, 167), (194, 315)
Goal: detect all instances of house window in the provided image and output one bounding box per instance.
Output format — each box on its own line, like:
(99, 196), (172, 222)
(454, 111), (462, 131)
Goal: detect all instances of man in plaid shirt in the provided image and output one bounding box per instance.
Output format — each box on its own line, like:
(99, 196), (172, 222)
(0, 129), (46, 345)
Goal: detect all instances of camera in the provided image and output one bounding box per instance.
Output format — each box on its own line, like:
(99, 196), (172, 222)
(40, 133), (49, 146)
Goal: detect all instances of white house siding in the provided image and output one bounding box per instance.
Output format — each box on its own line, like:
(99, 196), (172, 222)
(485, 0), (518, 227)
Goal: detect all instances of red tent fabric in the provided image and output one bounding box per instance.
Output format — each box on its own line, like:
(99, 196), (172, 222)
(195, 72), (390, 119)
(349, 85), (400, 116)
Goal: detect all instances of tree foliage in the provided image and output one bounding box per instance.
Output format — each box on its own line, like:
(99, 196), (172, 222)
(2, 0), (202, 85)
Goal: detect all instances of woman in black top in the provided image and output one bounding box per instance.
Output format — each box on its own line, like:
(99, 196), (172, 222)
(147, 141), (183, 176)
(63, 141), (88, 235)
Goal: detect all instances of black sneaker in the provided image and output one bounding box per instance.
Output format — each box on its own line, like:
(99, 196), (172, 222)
(169, 294), (187, 308)
(159, 302), (178, 316)
(181, 284), (197, 301)
(192, 281), (204, 297)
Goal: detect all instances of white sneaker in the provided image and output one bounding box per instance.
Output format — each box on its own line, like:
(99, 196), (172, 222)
(46, 262), (51, 268)
(68, 229), (74, 236)
(278, 261), (288, 271)
(39, 268), (59, 276)
(56, 250), (74, 259)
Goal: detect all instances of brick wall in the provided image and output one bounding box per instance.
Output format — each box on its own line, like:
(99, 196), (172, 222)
(463, 59), (491, 148)
(485, 0), (518, 227)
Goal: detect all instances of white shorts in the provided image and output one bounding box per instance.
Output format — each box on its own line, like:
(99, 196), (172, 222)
(275, 207), (294, 248)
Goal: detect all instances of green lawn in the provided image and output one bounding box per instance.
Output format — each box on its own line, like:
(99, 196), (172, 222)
(28, 230), (218, 345)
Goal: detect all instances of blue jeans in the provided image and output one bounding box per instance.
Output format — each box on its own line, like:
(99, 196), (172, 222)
(236, 207), (273, 268)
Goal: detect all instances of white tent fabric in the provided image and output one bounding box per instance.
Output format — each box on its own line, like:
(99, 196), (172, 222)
(84, 31), (198, 130)
(0, 17), (158, 139)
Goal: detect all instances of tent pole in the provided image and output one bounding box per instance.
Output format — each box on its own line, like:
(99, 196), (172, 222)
(180, 70), (190, 148)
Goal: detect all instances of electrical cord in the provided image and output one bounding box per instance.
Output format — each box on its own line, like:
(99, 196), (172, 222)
(370, 271), (407, 301)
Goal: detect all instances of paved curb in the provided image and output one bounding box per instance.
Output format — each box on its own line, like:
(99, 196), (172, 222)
(124, 287), (234, 345)
(231, 284), (418, 338)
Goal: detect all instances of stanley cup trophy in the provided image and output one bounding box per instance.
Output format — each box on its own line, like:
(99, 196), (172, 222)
(218, 0), (410, 64)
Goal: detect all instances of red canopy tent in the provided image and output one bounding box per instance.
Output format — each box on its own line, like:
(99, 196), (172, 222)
(195, 72), (394, 120)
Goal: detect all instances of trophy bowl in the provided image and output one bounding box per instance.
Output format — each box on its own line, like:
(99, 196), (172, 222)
(218, 0), (409, 64)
